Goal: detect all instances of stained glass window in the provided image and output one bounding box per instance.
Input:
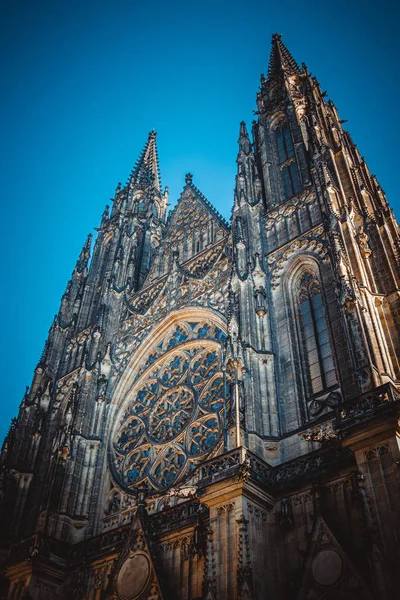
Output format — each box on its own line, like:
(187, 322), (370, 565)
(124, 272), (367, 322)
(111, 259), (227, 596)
(111, 321), (228, 494)
(276, 126), (294, 162)
(276, 125), (301, 199)
(297, 272), (336, 395)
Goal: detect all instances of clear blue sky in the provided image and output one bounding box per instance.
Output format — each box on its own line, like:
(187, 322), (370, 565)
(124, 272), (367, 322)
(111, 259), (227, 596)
(1, 0), (398, 444)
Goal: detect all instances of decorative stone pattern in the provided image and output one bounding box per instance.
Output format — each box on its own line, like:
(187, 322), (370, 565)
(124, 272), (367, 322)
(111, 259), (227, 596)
(111, 321), (230, 494)
(1, 34), (400, 600)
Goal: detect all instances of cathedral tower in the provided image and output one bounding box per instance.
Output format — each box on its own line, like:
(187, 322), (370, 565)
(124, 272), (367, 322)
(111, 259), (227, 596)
(1, 35), (399, 600)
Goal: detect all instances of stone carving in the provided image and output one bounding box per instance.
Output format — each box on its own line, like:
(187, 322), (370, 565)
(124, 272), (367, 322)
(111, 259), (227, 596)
(117, 552), (151, 598)
(111, 326), (230, 494)
(247, 502), (268, 523)
(265, 190), (316, 231)
(358, 227), (372, 259)
(336, 383), (399, 429)
(268, 226), (328, 289)
(276, 497), (294, 527)
(309, 390), (341, 417)
(216, 502), (235, 516)
(237, 515), (253, 599)
(300, 423), (337, 444)
(202, 527), (217, 600)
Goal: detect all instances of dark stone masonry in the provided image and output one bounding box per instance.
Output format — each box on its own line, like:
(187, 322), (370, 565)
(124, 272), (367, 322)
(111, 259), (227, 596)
(1, 34), (399, 600)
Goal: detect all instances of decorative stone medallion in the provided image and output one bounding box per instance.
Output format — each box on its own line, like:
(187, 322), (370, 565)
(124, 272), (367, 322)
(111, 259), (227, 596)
(311, 549), (343, 586)
(117, 552), (151, 599)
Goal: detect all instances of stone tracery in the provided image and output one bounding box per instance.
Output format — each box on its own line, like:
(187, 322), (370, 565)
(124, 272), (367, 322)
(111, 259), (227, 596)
(111, 319), (229, 494)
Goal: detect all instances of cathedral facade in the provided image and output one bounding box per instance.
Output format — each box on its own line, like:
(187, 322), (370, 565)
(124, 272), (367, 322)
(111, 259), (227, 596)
(1, 34), (399, 600)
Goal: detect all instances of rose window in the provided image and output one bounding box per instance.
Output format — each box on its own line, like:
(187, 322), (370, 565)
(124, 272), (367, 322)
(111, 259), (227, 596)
(110, 321), (229, 494)
(148, 386), (194, 442)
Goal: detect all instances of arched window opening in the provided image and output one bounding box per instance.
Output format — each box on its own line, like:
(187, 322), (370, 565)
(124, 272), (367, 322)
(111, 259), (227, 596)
(297, 271), (336, 395)
(276, 126), (294, 162)
(276, 126), (301, 200)
(282, 162), (301, 199)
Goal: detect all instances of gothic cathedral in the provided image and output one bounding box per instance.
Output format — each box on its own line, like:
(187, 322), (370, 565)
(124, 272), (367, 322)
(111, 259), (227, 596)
(1, 35), (399, 600)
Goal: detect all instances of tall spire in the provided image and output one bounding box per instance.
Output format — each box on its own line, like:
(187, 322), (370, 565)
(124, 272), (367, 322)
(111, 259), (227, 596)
(128, 130), (161, 192)
(76, 234), (92, 273)
(267, 33), (300, 78)
(238, 121), (252, 156)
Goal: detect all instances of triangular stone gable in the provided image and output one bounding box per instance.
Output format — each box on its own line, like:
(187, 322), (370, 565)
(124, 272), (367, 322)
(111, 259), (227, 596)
(103, 509), (164, 600)
(298, 516), (373, 600)
(146, 179), (229, 283)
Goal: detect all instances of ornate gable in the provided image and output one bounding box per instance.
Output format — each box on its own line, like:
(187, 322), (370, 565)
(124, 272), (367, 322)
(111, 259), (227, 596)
(104, 508), (164, 599)
(146, 174), (229, 282)
(298, 516), (373, 600)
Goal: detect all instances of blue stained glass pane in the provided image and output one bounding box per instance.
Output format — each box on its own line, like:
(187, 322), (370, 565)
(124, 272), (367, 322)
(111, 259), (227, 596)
(313, 305), (324, 320)
(325, 370), (337, 387)
(301, 311), (313, 325)
(316, 318), (328, 333)
(319, 343), (332, 359)
(323, 356), (335, 372)
(311, 294), (322, 307)
(289, 162), (301, 194)
(303, 324), (315, 339)
(300, 300), (311, 314)
(283, 127), (294, 157)
(318, 330), (329, 345)
(215, 328), (227, 341)
(282, 167), (292, 199)
(197, 324), (211, 338)
(276, 130), (286, 163)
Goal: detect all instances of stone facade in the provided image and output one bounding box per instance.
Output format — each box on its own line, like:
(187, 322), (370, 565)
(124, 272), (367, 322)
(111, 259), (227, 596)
(1, 34), (399, 600)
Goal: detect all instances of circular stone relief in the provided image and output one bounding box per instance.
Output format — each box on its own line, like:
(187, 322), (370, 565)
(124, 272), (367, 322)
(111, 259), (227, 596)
(117, 552), (150, 599)
(312, 549), (343, 586)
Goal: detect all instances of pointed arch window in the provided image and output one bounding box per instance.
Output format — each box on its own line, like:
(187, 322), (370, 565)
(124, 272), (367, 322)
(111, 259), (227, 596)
(297, 272), (336, 394)
(276, 126), (294, 162)
(276, 126), (301, 199)
(282, 162), (301, 199)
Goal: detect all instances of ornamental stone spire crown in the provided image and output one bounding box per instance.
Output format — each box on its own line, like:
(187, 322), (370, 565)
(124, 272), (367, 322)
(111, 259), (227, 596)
(128, 129), (161, 192)
(267, 32), (301, 78)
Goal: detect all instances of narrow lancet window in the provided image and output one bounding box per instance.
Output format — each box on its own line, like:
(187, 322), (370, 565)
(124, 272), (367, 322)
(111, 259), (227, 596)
(276, 126), (294, 162)
(297, 272), (336, 394)
(276, 125), (301, 199)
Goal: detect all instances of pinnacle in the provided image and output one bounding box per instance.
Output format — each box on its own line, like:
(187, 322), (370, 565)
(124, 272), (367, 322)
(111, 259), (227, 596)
(128, 130), (161, 192)
(238, 121), (251, 155)
(267, 33), (300, 79)
(75, 233), (92, 273)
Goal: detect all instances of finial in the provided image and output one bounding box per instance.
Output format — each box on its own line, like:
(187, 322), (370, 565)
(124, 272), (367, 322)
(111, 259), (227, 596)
(185, 173), (193, 185)
(272, 33), (282, 41)
(149, 129), (157, 138)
